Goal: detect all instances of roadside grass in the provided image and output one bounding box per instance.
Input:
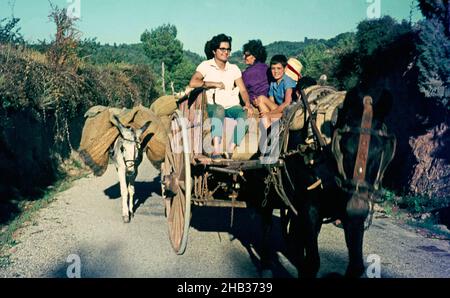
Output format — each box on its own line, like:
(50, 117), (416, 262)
(0, 254), (11, 269)
(380, 189), (450, 239)
(0, 156), (90, 262)
(406, 217), (450, 240)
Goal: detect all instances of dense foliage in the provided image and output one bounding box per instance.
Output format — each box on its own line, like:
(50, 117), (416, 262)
(416, 0), (450, 109)
(141, 24), (183, 73)
(0, 8), (159, 199)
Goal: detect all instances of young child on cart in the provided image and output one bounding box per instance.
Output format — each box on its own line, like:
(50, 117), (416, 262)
(254, 55), (302, 128)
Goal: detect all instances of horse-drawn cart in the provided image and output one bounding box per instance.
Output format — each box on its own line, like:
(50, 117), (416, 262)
(79, 82), (395, 277)
(160, 86), (345, 254)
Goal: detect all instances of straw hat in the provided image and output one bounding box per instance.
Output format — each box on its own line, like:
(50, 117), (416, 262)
(285, 58), (303, 82)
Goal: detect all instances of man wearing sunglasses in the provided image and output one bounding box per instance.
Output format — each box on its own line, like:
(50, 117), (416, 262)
(190, 34), (253, 160)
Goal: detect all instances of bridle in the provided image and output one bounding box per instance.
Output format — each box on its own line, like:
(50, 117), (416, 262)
(330, 96), (396, 229)
(120, 136), (142, 171)
(332, 96), (396, 226)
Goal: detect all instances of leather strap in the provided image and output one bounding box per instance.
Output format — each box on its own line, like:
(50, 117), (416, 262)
(353, 96), (373, 184)
(300, 89), (327, 148)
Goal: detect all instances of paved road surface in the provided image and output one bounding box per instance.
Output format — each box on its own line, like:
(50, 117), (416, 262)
(1, 159), (449, 278)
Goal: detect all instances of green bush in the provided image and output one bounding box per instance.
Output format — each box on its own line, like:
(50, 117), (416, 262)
(382, 189), (397, 204)
(399, 194), (449, 214)
(0, 44), (159, 198)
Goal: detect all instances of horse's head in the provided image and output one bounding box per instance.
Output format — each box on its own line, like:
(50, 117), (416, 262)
(113, 115), (151, 175)
(332, 88), (396, 219)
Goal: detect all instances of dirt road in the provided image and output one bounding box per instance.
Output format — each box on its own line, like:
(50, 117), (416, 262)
(1, 159), (449, 278)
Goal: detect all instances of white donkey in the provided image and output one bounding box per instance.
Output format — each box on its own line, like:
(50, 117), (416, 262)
(110, 115), (151, 223)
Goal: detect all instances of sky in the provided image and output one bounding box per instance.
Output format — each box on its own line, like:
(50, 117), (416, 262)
(0, 0), (423, 55)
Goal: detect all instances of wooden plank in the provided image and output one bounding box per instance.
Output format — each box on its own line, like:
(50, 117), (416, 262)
(192, 199), (247, 208)
(193, 157), (283, 171)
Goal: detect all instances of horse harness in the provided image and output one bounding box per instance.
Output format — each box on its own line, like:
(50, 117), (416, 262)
(332, 96), (396, 199)
(272, 90), (395, 229)
(353, 96), (374, 186)
(331, 96), (396, 229)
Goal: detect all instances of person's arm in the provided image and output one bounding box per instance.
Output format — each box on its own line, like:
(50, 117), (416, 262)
(189, 71), (225, 89)
(269, 88), (293, 115)
(235, 77), (252, 112)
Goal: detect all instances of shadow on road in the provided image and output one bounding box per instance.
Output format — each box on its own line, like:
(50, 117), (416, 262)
(190, 206), (391, 278)
(190, 206), (297, 278)
(103, 176), (161, 213)
(49, 242), (129, 278)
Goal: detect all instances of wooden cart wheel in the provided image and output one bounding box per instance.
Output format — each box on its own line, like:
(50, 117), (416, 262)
(162, 110), (192, 255)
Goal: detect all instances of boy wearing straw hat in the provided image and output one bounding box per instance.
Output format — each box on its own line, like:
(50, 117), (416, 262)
(254, 55), (303, 128)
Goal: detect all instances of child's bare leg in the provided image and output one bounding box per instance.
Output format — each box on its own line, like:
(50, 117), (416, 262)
(228, 143), (236, 156)
(256, 96), (279, 129)
(258, 102), (272, 129)
(270, 113), (282, 126)
(259, 97), (279, 111)
(213, 136), (222, 155)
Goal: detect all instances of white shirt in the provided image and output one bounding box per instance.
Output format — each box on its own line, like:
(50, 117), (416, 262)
(196, 59), (242, 109)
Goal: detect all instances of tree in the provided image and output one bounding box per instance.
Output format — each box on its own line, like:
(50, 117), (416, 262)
(77, 37), (100, 60)
(298, 43), (334, 81)
(355, 16), (410, 59)
(47, 4), (80, 69)
(140, 24), (184, 94)
(169, 58), (197, 92)
(0, 17), (23, 44)
(297, 34), (355, 87)
(418, 0), (450, 34)
(417, 0), (450, 108)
